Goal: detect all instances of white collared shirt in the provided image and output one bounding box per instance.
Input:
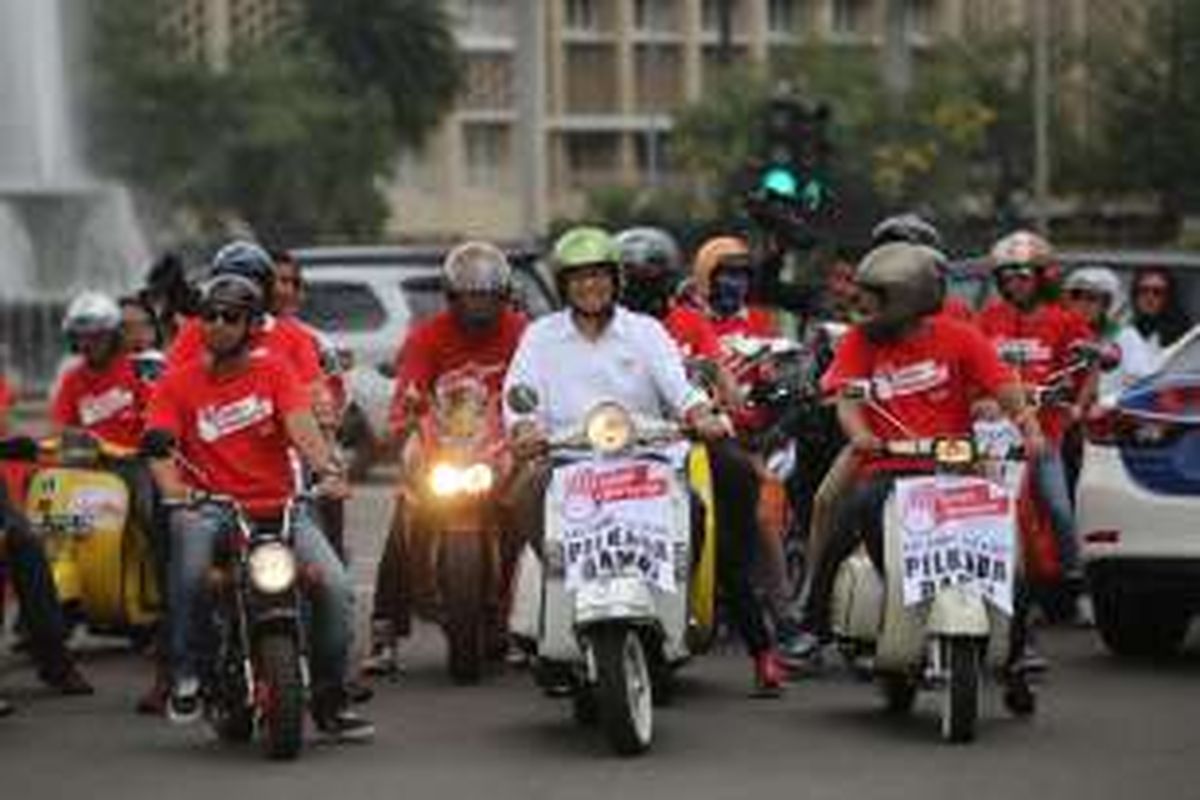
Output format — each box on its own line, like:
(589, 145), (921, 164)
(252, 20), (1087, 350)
(503, 307), (706, 433)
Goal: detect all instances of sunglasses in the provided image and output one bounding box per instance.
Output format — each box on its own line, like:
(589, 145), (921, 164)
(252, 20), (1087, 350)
(200, 307), (249, 325)
(996, 266), (1036, 281)
(1135, 284), (1167, 297)
(1067, 289), (1104, 302)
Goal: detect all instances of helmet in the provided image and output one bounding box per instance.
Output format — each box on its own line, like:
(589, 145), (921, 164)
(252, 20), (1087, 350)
(854, 243), (944, 340)
(443, 241), (512, 294)
(197, 273), (265, 318)
(211, 240), (275, 294)
(553, 226), (620, 277)
(615, 227), (682, 275)
(871, 213), (943, 249)
(692, 235), (750, 298)
(989, 230), (1054, 271)
(1064, 266), (1124, 318)
(63, 292), (121, 337)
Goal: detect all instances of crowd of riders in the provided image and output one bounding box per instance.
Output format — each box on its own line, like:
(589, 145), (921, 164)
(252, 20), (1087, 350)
(0, 212), (1193, 740)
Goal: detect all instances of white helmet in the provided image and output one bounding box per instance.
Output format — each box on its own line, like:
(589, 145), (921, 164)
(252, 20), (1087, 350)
(1065, 266), (1124, 314)
(442, 241), (512, 294)
(62, 291), (121, 337)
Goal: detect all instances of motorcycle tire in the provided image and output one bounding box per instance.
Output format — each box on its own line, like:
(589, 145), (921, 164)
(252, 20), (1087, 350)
(879, 672), (917, 715)
(592, 626), (653, 757)
(439, 533), (487, 685)
(256, 634), (305, 760)
(941, 637), (979, 744)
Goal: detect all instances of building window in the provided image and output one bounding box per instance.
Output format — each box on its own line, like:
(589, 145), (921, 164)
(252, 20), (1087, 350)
(768, 0), (801, 35)
(462, 53), (514, 110)
(564, 132), (620, 189)
(909, 0), (936, 37)
(633, 0), (675, 32)
(565, 0), (597, 31)
(463, 123), (511, 189)
(831, 0), (867, 37)
(455, 0), (513, 36)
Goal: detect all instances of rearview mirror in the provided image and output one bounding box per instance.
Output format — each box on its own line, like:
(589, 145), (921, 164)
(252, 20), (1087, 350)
(506, 384), (540, 415)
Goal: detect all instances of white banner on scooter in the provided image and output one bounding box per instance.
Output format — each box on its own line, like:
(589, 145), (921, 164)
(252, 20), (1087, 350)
(551, 459), (678, 593)
(896, 476), (1017, 614)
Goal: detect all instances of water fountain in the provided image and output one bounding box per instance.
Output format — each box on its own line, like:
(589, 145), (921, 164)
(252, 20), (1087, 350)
(0, 0), (149, 299)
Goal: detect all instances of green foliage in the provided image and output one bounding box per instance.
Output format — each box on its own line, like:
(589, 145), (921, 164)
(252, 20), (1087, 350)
(83, 0), (460, 244)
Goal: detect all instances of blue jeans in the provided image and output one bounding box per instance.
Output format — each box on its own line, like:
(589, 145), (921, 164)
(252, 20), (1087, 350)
(167, 502), (353, 692)
(1030, 451), (1080, 579)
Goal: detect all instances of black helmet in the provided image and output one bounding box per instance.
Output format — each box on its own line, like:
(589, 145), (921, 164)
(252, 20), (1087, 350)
(855, 243), (944, 341)
(870, 214), (943, 250)
(197, 273), (265, 319)
(211, 240), (275, 304)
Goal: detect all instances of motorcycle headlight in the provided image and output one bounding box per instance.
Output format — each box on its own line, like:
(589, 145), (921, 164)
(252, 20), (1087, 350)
(430, 463), (463, 497)
(585, 403), (633, 454)
(248, 543), (297, 594)
(462, 463), (494, 494)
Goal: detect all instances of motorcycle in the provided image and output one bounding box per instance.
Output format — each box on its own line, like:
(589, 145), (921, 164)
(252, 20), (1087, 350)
(172, 492), (310, 761)
(21, 429), (160, 643)
(400, 368), (510, 683)
(830, 402), (1030, 743)
(506, 387), (715, 756)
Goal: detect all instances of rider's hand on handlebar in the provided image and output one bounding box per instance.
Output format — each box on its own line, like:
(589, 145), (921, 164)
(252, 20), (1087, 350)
(315, 469), (351, 500)
(510, 422), (549, 460)
(849, 432), (882, 455)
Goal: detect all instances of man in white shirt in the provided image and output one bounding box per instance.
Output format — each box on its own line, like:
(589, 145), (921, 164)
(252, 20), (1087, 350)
(502, 226), (786, 696)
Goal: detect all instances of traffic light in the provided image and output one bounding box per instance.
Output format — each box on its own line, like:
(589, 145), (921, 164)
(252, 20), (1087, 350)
(755, 95), (832, 215)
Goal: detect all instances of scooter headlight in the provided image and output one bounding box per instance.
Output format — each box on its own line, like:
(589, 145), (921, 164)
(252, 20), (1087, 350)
(585, 403), (633, 454)
(248, 543), (298, 594)
(429, 462), (494, 497)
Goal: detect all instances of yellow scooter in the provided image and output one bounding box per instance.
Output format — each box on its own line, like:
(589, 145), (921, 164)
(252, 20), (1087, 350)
(24, 430), (160, 643)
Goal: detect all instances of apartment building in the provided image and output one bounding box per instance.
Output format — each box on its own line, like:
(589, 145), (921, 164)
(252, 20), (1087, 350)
(160, 0), (1147, 239)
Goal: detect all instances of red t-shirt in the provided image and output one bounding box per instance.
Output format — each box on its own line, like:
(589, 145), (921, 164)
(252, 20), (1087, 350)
(822, 316), (1014, 473)
(662, 304), (723, 361)
(388, 308), (528, 436)
(976, 301), (1093, 441)
(167, 315), (323, 386)
(51, 355), (150, 449)
(0, 375), (12, 436)
(941, 295), (975, 324)
(146, 352), (308, 515)
(709, 306), (777, 340)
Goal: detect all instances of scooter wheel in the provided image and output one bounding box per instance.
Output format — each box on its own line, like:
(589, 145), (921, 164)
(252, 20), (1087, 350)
(1003, 680), (1037, 717)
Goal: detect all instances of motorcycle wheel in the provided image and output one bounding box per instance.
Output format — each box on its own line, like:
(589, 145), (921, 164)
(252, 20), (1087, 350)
(256, 634), (305, 760)
(940, 637), (979, 744)
(879, 672), (917, 715)
(592, 626), (653, 757)
(439, 533), (487, 685)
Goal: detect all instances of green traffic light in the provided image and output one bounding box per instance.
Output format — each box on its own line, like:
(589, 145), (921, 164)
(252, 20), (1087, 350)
(760, 166), (799, 198)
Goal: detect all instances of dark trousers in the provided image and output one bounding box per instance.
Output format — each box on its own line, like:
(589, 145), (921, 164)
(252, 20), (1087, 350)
(0, 482), (73, 677)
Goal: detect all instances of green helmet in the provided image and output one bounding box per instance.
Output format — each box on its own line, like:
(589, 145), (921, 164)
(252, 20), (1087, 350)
(552, 226), (620, 279)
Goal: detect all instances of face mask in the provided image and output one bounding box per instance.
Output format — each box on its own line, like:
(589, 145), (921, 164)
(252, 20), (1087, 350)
(621, 271), (673, 317)
(709, 270), (750, 318)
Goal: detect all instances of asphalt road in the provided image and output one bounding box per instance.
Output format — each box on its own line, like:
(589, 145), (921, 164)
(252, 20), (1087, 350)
(3, 481), (1200, 800)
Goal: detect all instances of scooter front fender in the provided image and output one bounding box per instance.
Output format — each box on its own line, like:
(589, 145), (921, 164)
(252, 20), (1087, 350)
(927, 585), (990, 637)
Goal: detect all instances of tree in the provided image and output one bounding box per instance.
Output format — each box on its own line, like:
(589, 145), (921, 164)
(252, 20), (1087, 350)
(82, 0), (461, 244)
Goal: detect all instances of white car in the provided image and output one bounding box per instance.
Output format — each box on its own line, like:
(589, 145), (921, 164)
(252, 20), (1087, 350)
(1078, 325), (1200, 657)
(293, 245), (556, 477)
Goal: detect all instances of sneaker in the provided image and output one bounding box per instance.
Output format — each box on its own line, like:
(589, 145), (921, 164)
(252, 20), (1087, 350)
(778, 628), (827, 667)
(39, 663), (95, 696)
(1013, 645), (1049, 675)
(345, 680), (374, 705)
(752, 650), (785, 698)
(314, 706), (375, 743)
(361, 643), (402, 679)
(167, 677), (202, 725)
(1073, 594), (1095, 628)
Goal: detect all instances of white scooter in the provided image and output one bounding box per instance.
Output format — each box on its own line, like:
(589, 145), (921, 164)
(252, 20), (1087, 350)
(831, 420), (1033, 743)
(507, 388), (699, 757)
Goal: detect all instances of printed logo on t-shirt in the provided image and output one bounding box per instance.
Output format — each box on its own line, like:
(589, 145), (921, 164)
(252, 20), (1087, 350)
(196, 394), (275, 443)
(996, 338), (1052, 367)
(872, 359), (949, 400)
(79, 387), (134, 427)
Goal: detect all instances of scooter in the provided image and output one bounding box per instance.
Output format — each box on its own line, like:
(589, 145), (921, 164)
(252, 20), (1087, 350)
(506, 387), (715, 756)
(401, 368), (511, 683)
(23, 429), (160, 643)
(831, 417), (1030, 744)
